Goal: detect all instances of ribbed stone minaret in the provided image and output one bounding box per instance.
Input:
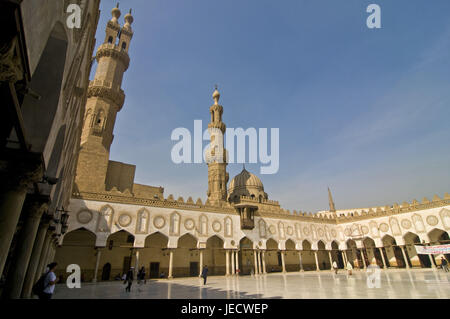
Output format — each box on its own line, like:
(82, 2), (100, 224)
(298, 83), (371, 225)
(75, 4), (134, 193)
(206, 87), (229, 206)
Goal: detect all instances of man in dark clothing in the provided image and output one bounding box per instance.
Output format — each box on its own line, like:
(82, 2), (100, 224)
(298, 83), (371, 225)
(201, 265), (208, 285)
(125, 267), (134, 292)
(441, 257), (448, 272)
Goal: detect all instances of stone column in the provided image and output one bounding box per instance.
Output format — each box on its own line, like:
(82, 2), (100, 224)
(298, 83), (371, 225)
(0, 152), (43, 277)
(401, 246), (410, 269)
(281, 251), (286, 273)
(342, 250), (347, 266)
(199, 249), (203, 277)
(257, 251), (262, 274)
(225, 250), (230, 276)
(262, 251), (267, 274)
(314, 251), (320, 271)
(168, 249), (174, 279)
(360, 249), (366, 269)
(2, 197), (49, 299)
(253, 250), (258, 275)
(298, 250), (303, 271)
(429, 253), (437, 269)
(35, 229), (54, 280)
(328, 251), (333, 270)
(92, 248), (103, 283)
(235, 250), (240, 274)
(231, 250), (235, 275)
(134, 249), (141, 270)
(378, 248), (387, 269)
(21, 216), (50, 298)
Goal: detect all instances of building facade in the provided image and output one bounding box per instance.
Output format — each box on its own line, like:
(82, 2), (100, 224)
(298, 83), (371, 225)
(0, 0), (101, 298)
(54, 4), (450, 283)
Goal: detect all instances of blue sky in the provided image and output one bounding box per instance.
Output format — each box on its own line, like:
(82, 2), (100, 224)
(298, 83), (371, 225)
(95, 0), (450, 212)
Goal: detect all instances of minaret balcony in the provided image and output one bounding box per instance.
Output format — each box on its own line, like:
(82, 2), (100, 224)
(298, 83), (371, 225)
(96, 43), (130, 70)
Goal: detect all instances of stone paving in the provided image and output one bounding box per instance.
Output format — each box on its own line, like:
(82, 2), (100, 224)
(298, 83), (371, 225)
(52, 269), (450, 299)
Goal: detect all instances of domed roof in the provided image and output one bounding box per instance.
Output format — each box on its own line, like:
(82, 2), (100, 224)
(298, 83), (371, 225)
(228, 168), (264, 193)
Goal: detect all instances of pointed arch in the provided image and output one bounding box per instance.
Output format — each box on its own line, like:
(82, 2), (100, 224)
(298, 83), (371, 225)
(178, 233), (198, 248)
(144, 231), (168, 248)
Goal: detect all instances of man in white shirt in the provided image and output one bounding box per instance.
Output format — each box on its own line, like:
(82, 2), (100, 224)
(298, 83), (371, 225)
(40, 262), (59, 299)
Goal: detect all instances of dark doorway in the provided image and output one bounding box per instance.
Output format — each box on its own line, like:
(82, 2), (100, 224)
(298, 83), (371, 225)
(190, 262), (199, 277)
(101, 263), (111, 281)
(149, 262), (160, 278)
(123, 256), (131, 273)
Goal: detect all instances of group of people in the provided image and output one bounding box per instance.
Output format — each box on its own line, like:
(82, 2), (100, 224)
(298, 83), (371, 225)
(124, 266), (147, 292)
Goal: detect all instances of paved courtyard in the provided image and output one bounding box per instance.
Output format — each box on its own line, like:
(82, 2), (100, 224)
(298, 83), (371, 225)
(52, 269), (450, 299)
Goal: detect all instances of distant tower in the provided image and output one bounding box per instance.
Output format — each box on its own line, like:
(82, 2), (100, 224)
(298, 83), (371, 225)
(328, 187), (336, 212)
(75, 4), (134, 192)
(206, 87), (229, 206)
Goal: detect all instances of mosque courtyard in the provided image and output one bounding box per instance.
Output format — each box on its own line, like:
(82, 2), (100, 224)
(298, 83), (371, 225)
(52, 269), (450, 299)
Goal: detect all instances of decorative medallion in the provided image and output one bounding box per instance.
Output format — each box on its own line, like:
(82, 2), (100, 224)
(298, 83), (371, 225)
(258, 241), (262, 246)
(361, 226), (369, 235)
(118, 213), (132, 227)
(303, 227), (310, 236)
(269, 225), (276, 235)
(77, 210), (93, 224)
(426, 215), (439, 226)
(231, 240), (236, 246)
(401, 219), (412, 230)
(317, 228), (324, 237)
(331, 229), (337, 238)
(184, 218), (195, 230)
(287, 226), (294, 236)
(379, 223), (389, 232)
(153, 216), (166, 229)
(212, 221), (222, 232)
(344, 227), (352, 236)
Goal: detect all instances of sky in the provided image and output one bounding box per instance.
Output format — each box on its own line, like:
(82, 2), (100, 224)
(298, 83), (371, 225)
(94, 0), (450, 213)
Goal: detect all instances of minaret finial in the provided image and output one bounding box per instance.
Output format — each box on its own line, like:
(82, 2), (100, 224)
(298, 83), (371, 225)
(111, 3), (121, 22)
(212, 85), (220, 105)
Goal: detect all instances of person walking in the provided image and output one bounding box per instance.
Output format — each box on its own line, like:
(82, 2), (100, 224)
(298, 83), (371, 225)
(346, 261), (353, 276)
(332, 261), (338, 274)
(441, 257), (448, 272)
(124, 267), (134, 292)
(34, 262), (59, 299)
(137, 266), (146, 292)
(201, 265), (208, 285)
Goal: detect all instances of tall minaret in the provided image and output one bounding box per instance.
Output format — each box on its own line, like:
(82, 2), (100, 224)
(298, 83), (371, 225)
(328, 187), (336, 212)
(206, 87), (229, 206)
(75, 4), (134, 192)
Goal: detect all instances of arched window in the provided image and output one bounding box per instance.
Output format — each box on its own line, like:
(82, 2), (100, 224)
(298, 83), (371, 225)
(121, 42), (127, 51)
(108, 36), (113, 44)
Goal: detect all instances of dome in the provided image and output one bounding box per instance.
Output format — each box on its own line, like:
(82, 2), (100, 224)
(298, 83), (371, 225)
(228, 167), (268, 203)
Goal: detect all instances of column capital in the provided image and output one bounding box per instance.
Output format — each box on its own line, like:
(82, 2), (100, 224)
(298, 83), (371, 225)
(23, 194), (50, 219)
(0, 150), (45, 193)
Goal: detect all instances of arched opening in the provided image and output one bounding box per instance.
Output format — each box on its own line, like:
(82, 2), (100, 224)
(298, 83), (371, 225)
(265, 238), (279, 273)
(301, 240), (315, 271)
(382, 235), (404, 268)
(317, 240), (330, 270)
(285, 239), (298, 271)
(55, 228), (96, 282)
(176, 233), (198, 278)
(428, 228), (450, 267)
(346, 239), (359, 268)
(205, 235), (225, 276)
(331, 241), (344, 268)
(121, 42), (127, 51)
(239, 237), (254, 275)
(363, 237), (381, 267)
(108, 36), (113, 43)
(404, 232), (430, 268)
(20, 22), (68, 153)
(143, 232), (169, 279)
(103, 230), (135, 277)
